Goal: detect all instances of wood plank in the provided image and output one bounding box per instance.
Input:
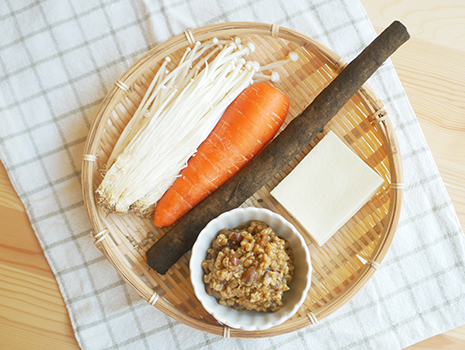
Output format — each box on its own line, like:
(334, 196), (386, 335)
(0, 162), (25, 212)
(0, 263), (80, 349)
(0, 157), (79, 349)
(408, 326), (465, 349)
(0, 201), (55, 279)
(361, 0), (465, 53)
(0, 323), (78, 350)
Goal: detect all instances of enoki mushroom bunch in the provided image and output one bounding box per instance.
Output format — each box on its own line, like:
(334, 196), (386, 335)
(96, 37), (297, 217)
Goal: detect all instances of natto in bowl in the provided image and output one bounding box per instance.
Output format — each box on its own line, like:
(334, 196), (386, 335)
(190, 207), (312, 331)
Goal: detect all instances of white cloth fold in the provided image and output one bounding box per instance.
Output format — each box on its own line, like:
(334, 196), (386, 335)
(1, 1), (464, 349)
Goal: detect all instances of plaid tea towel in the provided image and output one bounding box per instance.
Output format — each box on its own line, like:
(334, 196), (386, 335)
(1, 0), (464, 349)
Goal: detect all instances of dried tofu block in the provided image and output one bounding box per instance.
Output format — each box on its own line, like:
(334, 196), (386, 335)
(271, 131), (384, 246)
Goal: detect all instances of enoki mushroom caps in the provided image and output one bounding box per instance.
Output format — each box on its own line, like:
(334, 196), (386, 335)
(253, 71), (280, 83)
(270, 71), (280, 82)
(259, 51), (300, 72)
(246, 42), (256, 53)
(288, 51), (299, 62)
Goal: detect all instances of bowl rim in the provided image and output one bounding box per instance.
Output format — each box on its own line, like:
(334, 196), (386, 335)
(189, 207), (312, 331)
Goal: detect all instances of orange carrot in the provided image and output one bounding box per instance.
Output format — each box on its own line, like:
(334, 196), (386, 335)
(154, 82), (289, 227)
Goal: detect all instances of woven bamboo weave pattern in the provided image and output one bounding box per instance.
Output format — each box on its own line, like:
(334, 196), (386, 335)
(82, 22), (403, 338)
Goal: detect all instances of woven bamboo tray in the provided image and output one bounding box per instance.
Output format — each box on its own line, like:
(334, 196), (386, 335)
(81, 22), (403, 338)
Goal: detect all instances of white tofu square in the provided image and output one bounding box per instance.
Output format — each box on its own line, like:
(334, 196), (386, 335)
(271, 131), (384, 246)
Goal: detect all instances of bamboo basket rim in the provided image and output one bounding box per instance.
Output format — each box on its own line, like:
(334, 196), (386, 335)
(81, 21), (403, 338)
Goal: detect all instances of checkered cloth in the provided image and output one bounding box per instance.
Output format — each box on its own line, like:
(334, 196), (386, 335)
(1, 1), (464, 349)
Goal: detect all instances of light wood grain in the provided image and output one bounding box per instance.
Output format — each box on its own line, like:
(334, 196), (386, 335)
(361, 0), (465, 53)
(1, 1), (464, 348)
(0, 264), (79, 350)
(0, 166), (25, 213)
(0, 162), (80, 349)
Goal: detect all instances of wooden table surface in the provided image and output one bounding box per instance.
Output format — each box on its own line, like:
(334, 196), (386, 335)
(1, 1), (464, 349)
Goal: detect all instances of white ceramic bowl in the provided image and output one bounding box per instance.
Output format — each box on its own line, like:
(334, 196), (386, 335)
(190, 207), (312, 331)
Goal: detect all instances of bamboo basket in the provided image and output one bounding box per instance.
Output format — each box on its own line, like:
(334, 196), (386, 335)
(81, 22), (403, 338)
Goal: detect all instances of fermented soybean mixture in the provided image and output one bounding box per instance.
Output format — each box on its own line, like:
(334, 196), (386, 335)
(201, 221), (294, 312)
